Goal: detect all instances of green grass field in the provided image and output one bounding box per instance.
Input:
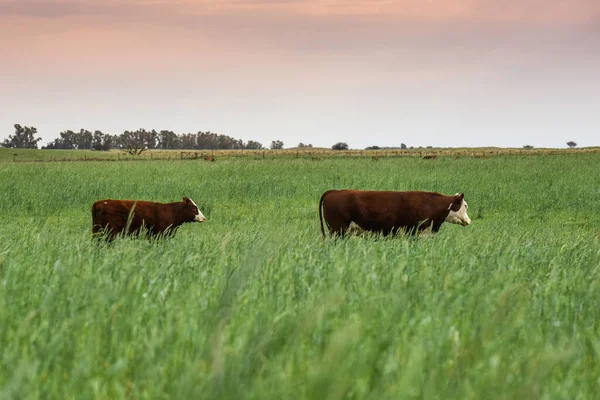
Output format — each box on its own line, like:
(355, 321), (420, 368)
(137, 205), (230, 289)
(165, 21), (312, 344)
(1, 153), (599, 399)
(2, 146), (599, 164)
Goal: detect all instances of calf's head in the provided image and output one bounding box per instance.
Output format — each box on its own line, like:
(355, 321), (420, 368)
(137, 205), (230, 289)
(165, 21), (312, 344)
(183, 197), (206, 222)
(445, 193), (471, 226)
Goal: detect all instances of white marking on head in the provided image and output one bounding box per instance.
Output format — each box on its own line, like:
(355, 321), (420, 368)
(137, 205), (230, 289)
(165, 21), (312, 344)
(188, 197), (206, 222)
(445, 196), (471, 226)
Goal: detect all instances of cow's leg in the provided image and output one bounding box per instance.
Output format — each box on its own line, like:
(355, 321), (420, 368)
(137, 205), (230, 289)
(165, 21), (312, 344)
(102, 223), (119, 242)
(431, 220), (443, 233)
(327, 220), (350, 237)
(91, 224), (102, 244)
(322, 205), (352, 238)
(91, 224), (102, 241)
(325, 216), (351, 237)
(91, 224), (116, 243)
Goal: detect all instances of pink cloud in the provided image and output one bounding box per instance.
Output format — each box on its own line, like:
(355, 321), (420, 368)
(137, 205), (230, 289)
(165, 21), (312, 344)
(1, 0), (598, 23)
(1, 0), (598, 148)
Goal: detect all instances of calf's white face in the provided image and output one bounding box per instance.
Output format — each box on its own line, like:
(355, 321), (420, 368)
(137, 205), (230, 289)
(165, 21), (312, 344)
(188, 197), (206, 222)
(445, 194), (471, 226)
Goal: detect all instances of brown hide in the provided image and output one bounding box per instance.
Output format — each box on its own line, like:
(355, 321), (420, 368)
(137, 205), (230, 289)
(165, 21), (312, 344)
(92, 197), (200, 240)
(319, 190), (464, 238)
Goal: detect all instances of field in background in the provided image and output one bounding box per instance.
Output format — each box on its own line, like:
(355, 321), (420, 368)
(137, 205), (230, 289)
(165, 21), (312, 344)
(1, 154), (599, 399)
(1, 146), (599, 163)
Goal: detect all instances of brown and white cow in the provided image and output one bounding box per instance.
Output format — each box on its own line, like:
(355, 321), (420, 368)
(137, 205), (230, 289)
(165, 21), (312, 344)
(92, 197), (206, 240)
(318, 190), (471, 238)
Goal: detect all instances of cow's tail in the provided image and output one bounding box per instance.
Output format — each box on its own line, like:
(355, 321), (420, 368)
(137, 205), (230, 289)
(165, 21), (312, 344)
(319, 190), (332, 239)
(91, 202), (100, 236)
(91, 202), (99, 219)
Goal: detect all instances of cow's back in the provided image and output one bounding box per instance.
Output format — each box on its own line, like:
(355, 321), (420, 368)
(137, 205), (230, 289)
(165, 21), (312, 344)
(321, 190), (451, 235)
(350, 190), (431, 230)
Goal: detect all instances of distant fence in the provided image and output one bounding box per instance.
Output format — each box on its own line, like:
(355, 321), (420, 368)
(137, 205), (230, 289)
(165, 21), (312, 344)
(2, 147), (599, 163)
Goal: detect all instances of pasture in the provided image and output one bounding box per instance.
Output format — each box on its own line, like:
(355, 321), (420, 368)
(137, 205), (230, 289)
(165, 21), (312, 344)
(2, 146), (599, 163)
(0, 153), (599, 399)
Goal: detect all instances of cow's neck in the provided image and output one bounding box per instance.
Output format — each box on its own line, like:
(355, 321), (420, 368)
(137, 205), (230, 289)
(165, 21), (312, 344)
(170, 202), (186, 227)
(437, 196), (455, 220)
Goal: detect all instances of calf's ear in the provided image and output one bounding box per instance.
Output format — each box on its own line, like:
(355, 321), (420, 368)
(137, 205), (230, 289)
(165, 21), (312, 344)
(183, 196), (191, 203)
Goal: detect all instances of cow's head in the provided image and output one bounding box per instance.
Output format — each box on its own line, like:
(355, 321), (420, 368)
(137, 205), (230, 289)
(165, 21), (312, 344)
(445, 193), (471, 226)
(183, 197), (206, 222)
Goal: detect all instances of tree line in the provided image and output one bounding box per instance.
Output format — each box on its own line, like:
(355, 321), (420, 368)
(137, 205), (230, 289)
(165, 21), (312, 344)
(1, 124), (582, 152)
(1, 125), (266, 153)
(44, 128), (266, 153)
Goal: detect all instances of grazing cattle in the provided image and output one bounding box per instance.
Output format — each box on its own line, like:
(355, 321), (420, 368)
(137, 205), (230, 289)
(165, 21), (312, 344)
(422, 155), (437, 160)
(318, 190), (470, 238)
(92, 197), (206, 240)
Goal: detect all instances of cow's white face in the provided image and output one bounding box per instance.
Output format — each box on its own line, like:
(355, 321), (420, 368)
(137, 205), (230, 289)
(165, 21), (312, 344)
(445, 194), (471, 226)
(188, 197), (206, 222)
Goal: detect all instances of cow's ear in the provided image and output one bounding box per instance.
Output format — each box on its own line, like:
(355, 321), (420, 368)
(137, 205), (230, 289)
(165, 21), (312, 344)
(459, 193), (464, 200)
(183, 196), (190, 203)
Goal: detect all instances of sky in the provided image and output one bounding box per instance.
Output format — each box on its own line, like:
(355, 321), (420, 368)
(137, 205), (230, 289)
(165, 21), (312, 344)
(1, 0), (599, 149)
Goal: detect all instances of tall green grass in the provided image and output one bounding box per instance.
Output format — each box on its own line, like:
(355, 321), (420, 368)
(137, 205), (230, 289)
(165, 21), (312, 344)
(1, 154), (599, 399)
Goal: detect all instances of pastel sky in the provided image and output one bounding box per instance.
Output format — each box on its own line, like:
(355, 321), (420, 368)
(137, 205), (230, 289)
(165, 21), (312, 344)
(1, 0), (599, 148)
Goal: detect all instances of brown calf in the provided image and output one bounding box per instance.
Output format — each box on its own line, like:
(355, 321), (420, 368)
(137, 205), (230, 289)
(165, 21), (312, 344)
(92, 197), (206, 240)
(318, 190), (471, 238)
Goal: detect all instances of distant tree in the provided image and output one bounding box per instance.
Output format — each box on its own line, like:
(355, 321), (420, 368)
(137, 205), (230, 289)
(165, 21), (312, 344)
(2, 124), (42, 148)
(43, 130), (75, 149)
(119, 129), (156, 150)
(108, 134), (121, 149)
(75, 129), (93, 150)
(92, 130), (112, 151)
(271, 140), (284, 150)
(45, 129), (108, 151)
(92, 130), (103, 151)
(179, 133), (196, 149)
(158, 130), (179, 149)
(426, 146), (433, 149)
(365, 145), (380, 150)
(102, 132), (114, 150)
(332, 142), (349, 151)
(41, 140), (61, 150)
(297, 143), (313, 148)
(146, 130), (158, 149)
(184, 131), (244, 150)
(245, 140), (263, 150)
(59, 130), (76, 149)
(121, 129), (150, 155)
(193, 131), (215, 149)
(400, 143), (407, 149)
(215, 133), (243, 150)
(566, 141), (577, 148)
(523, 145), (534, 149)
